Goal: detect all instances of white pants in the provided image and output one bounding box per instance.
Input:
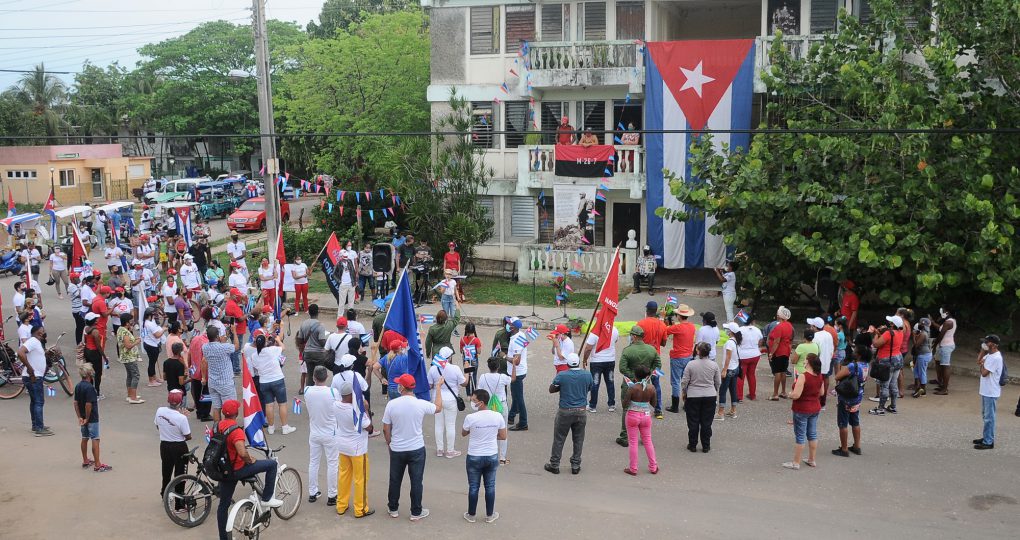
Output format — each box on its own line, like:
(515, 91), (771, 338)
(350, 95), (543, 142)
(722, 291), (737, 322)
(434, 397), (458, 453)
(338, 283), (355, 314)
(308, 433), (339, 498)
(497, 398), (509, 460)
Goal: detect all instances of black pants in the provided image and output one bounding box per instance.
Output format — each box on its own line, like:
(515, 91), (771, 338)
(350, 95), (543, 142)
(190, 380), (211, 419)
(74, 312), (86, 344)
(387, 447), (426, 516)
(85, 347), (103, 394)
(160, 440), (189, 497)
(144, 343), (160, 378)
(633, 272), (654, 291)
(684, 396), (716, 448)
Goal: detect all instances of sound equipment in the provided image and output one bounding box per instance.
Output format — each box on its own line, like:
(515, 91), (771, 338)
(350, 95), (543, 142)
(373, 244), (394, 274)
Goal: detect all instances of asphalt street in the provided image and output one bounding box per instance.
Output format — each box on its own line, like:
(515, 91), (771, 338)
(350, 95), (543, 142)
(1, 261), (1018, 539)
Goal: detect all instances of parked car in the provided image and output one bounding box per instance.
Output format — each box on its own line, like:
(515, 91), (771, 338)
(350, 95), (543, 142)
(143, 177), (214, 204)
(226, 197), (290, 232)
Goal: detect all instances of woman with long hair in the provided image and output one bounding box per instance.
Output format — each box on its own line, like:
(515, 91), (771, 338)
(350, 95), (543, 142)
(716, 322), (741, 420)
(141, 308), (165, 387)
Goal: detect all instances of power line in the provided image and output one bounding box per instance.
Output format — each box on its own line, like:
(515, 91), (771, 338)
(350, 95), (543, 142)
(0, 0), (80, 15)
(0, 17), (250, 31)
(0, 68), (72, 74)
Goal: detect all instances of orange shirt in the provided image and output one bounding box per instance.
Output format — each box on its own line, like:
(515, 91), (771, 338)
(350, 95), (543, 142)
(636, 317), (668, 353)
(823, 325), (838, 352)
(665, 321), (696, 358)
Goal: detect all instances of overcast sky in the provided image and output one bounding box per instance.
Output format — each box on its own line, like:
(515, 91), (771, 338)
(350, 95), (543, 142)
(0, 0), (324, 89)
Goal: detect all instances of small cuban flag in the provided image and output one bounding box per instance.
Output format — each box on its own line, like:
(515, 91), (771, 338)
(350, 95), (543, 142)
(418, 314), (435, 325)
(666, 293), (679, 306)
(204, 425), (213, 443)
(292, 398), (302, 415)
(360, 333), (371, 345)
(653, 368), (665, 378)
(524, 327), (539, 342)
(491, 345), (502, 358)
(431, 354), (448, 370)
(464, 344), (476, 362)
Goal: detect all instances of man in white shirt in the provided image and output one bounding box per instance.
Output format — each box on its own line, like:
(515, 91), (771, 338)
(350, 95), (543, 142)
(344, 309), (366, 340)
(383, 373), (444, 521)
(130, 260), (152, 316)
(807, 317), (833, 406)
(155, 389), (192, 496)
(103, 244), (123, 273)
(19, 325), (51, 435)
(80, 274), (97, 316)
(461, 388), (507, 523)
(49, 246), (69, 298)
(179, 254), (201, 299)
(582, 325), (619, 412)
(336, 378), (373, 517)
(549, 325), (575, 373)
(291, 256), (309, 312)
(331, 354), (369, 397)
(162, 271), (179, 324)
(324, 316), (354, 369)
(975, 335), (1003, 450)
(226, 233), (247, 276)
(304, 366), (342, 507)
(506, 320), (529, 431)
(12, 282), (27, 316)
(140, 207), (153, 232)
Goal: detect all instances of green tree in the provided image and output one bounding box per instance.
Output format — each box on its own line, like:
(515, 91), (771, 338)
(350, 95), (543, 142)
(65, 62), (130, 141)
(659, 0), (1020, 326)
(306, 0), (417, 38)
(276, 10), (430, 178)
(8, 64), (67, 136)
(0, 91), (46, 142)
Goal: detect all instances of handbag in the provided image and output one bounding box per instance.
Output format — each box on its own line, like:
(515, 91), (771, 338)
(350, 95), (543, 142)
(835, 364), (860, 399)
(869, 360), (890, 382)
(442, 375), (466, 411)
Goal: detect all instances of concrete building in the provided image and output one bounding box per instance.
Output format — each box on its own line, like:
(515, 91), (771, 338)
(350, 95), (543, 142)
(422, 0), (876, 279)
(0, 144), (151, 206)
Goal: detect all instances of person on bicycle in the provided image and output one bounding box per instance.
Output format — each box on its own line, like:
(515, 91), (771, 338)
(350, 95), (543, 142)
(216, 400), (283, 540)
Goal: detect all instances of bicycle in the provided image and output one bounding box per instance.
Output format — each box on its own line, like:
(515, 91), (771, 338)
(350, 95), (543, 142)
(226, 445), (302, 539)
(0, 332), (73, 400)
(163, 444), (301, 530)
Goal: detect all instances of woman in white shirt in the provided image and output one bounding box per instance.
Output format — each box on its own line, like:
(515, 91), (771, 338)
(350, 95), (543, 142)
(477, 356), (515, 464)
(291, 257), (309, 312)
(695, 312), (721, 360)
(141, 308), (165, 387)
(717, 322), (742, 420)
(257, 258), (278, 312)
(48, 247), (69, 298)
(550, 326), (575, 372)
(427, 347), (467, 457)
(244, 330), (295, 435)
(460, 389), (507, 523)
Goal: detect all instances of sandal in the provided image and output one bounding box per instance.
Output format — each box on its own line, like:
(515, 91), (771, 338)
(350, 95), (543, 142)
(779, 394), (789, 399)
(781, 462), (800, 470)
(82, 460), (94, 469)
(768, 396), (780, 401)
(94, 464), (113, 472)
(802, 460), (817, 468)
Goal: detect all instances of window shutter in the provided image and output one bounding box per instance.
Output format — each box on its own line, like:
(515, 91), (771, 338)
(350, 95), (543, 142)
(505, 5), (535, 50)
(615, 1), (644, 40)
(856, 0), (873, 24)
(510, 196), (536, 238)
(582, 101), (606, 143)
(810, 0), (839, 33)
(504, 101), (530, 148)
(541, 4), (564, 41)
(470, 7), (500, 54)
(478, 196), (495, 237)
(583, 2), (607, 41)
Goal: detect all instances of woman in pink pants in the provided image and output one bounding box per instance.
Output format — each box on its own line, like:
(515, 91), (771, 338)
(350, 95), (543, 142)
(623, 365), (659, 475)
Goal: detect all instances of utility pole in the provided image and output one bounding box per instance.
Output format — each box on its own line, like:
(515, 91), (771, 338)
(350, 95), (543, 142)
(252, 0), (280, 260)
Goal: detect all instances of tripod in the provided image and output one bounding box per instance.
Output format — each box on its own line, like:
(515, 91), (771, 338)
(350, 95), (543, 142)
(518, 271), (544, 321)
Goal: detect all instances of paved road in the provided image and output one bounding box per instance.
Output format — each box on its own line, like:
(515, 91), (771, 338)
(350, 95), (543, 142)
(1, 272), (1018, 539)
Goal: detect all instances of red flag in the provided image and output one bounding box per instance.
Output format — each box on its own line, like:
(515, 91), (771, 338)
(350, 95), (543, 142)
(6, 188), (14, 217)
(591, 248), (621, 352)
(70, 223), (87, 271)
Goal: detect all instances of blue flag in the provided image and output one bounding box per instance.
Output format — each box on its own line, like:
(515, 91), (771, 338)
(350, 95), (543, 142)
(383, 270), (431, 400)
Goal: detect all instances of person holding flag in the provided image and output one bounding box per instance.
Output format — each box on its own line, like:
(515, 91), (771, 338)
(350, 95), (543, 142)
(428, 347), (467, 458)
(382, 268), (433, 402)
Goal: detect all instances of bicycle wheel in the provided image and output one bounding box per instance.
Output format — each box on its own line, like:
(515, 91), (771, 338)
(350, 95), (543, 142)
(0, 368), (25, 400)
(163, 474), (215, 528)
(55, 361), (73, 396)
(227, 499), (260, 540)
(272, 467), (302, 520)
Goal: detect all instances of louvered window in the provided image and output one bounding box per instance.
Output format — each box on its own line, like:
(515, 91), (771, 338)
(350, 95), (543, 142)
(505, 5), (535, 50)
(582, 2), (606, 41)
(541, 4), (565, 41)
(810, 0), (839, 33)
(471, 7), (500, 54)
(616, 1), (644, 40)
(510, 196), (537, 238)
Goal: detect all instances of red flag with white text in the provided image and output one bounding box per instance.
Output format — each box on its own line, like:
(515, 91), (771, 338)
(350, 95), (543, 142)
(592, 248), (621, 352)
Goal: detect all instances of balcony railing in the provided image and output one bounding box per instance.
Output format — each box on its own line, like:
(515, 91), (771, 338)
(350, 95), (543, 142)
(754, 34), (827, 90)
(529, 40), (641, 71)
(518, 243), (636, 282)
(524, 145), (644, 175)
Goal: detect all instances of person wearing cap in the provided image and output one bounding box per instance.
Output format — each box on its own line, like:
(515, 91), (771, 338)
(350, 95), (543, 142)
(717, 322), (743, 420)
(911, 318), (934, 398)
(632, 246), (657, 295)
(136, 235), (155, 270)
(616, 326), (659, 446)
(544, 352), (593, 475)
(383, 372), (446, 521)
(245, 329), (296, 435)
(714, 260), (738, 323)
(161, 271), (179, 325)
(332, 351), (370, 400)
(215, 398), (285, 540)
(179, 253), (201, 298)
(226, 232), (247, 275)
(838, 280), (860, 331)
(505, 317), (530, 431)
(868, 314), (904, 416)
(304, 366), (341, 507)
(428, 346), (467, 458)
(156, 389), (192, 496)
(636, 301), (667, 417)
(376, 338), (409, 399)
(19, 325), (51, 436)
(438, 268), (458, 318)
(227, 260), (248, 293)
(895, 308), (914, 400)
(325, 316), (355, 371)
(335, 374), (375, 517)
(224, 288), (247, 375)
(549, 324), (575, 373)
(664, 304), (697, 413)
(490, 317), (515, 364)
(74, 362), (111, 471)
(975, 335), (1003, 450)
(768, 307), (795, 400)
(806, 317), (834, 408)
(622, 364), (659, 474)
(581, 317), (619, 414)
(68, 271), (86, 343)
(48, 245), (68, 298)
(424, 298), (461, 360)
(556, 115), (575, 145)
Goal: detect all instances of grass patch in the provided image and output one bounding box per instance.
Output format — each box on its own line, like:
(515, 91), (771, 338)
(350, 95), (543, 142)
(463, 276), (610, 309)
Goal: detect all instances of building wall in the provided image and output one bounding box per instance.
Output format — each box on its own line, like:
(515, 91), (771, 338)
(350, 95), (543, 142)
(430, 7), (468, 84)
(0, 145), (150, 205)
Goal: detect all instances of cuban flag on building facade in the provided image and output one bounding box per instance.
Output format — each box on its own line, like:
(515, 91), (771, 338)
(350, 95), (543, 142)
(241, 356), (267, 448)
(173, 206), (193, 247)
(645, 40), (755, 269)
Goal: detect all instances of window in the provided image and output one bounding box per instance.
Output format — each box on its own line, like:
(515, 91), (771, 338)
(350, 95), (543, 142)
(810, 0), (839, 33)
(470, 6), (500, 54)
(5, 170), (37, 180)
(58, 169), (75, 187)
(580, 2), (606, 41)
(537, 196), (555, 243)
(854, 0), (873, 24)
(478, 196), (496, 239)
(505, 5), (535, 51)
(147, 133), (156, 144)
(510, 196), (537, 238)
(615, 1), (644, 40)
(581, 101), (606, 143)
(541, 101), (566, 145)
(541, 4), (566, 41)
(128, 164), (145, 178)
(504, 101), (530, 148)
(471, 101), (496, 149)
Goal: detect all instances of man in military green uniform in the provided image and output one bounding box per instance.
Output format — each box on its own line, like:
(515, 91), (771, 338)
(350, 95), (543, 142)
(490, 316), (516, 375)
(617, 326), (661, 446)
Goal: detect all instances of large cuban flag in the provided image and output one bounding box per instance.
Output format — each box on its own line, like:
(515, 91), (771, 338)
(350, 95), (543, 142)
(645, 40), (755, 269)
(241, 356), (268, 448)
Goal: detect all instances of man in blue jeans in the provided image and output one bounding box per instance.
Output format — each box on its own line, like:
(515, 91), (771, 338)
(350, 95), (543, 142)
(216, 400), (283, 540)
(383, 373), (445, 521)
(582, 326), (619, 412)
(974, 335), (1003, 450)
(19, 324), (52, 436)
(506, 319), (529, 431)
(461, 389), (507, 523)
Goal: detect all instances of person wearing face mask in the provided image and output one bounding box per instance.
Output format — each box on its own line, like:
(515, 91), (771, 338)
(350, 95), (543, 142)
(48, 246), (69, 298)
(428, 347), (467, 458)
(162, 270), (179, 325)
(383, 373), (445, 521)
(461, 388), (507, 523)
(335, 248), (358, 315)
(548, 324), (575, 373)
(19, 324), (52, 436)
(911, 318), (934, 398)
(544, 353), (592, 475)
(291, 256), (309, 312)
(974, 335), (1003, 450)
(505, 319), (529, 431)
(490, 317), (515, 371)
(257, 258), (279, 311)
(244, 329), (295, 435)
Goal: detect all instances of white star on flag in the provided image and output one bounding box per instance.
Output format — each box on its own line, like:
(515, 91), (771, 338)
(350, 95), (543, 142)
(679, 61), (715, 97)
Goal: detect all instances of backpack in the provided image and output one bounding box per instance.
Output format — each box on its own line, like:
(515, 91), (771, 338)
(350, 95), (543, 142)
(999, 361), (1009, 387)
(202, 424), (239, 482)
(835, 363), (861, 399)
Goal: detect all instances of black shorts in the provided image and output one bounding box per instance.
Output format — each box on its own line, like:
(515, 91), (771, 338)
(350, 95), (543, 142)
(770, 355), (790, 374)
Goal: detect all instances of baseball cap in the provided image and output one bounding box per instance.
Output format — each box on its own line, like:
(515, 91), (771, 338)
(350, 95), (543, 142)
(69, 271), (81, 279)
(167, 389), (184, 406)
(115, 287), (125, 293)
(221, 400), (241, 417)
(252, 328), (267, 338)
(261, 304), (272, 313)
(230, 287), (243, 297)
(167, 269), (177, 276)
(99, 285), (113, 295)
(132, 259), (142, 267)
(566, 353), (581, 367)
(646, 301), (658, 310)
(391, 338), (409, 351)
(982, 334), (1001, 345)
(806, 317), (825, 329)
(551, 324), (570, 335)
(92, 269), (102, 277)
(338, 354), (356, 368)
(885, 315), (904, 328)
(437, 346), (454, 360)
(339, 381), (354, 396)
(184, 254), (194, 260)
(230, 261), (241, 268)
(85, 312), (100, 321)
(509, 317), (523, 329)
(722, 322), (741, 334)
(394, 373), (416, 389)
(629, 326), (644, 337)
(336, 316), (348, 327)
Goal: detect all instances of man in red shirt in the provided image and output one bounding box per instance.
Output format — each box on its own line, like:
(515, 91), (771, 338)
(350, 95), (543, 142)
(664, 304), (696, 413)
(768, 306), (794, 399)
(91, 285), (111, 348)
(215, 400), (282, 540)
(556, 116), (575, 145)
(636, 301), (667, 417)
(225, 288), (246, 376)
(839, 280), (859, 330)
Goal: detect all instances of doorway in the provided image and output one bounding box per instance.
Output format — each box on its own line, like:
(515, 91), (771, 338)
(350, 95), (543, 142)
(91, 169), (104, 199)
(612, 202), (641, 247)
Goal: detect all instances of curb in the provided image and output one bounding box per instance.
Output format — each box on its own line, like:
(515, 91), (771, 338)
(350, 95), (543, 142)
(317, 304), (580, 332)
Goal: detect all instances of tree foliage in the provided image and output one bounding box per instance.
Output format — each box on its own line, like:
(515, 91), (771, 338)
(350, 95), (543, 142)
(305, 0), (418, 38)
(659, 0), (1020, 326)
(2, 64), (68, 138)
(64, 62), (130, 140)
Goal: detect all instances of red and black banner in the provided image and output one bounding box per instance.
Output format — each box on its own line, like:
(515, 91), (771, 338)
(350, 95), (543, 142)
(318, 232), (343, 301)
(554, 144), (615, 177)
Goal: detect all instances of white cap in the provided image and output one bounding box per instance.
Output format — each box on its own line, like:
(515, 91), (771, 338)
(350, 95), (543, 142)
(338, 354), (356, 368)
(438, 346), (454, 360)
(339, 381), (354, 395)
(806, 317), (825, 329)
(722, 322), (741, 334)
(85, 312), (100, 321)
(885, 315), (904, 328)
(566, 352), (581, 367)
(183, 254), (194, 260)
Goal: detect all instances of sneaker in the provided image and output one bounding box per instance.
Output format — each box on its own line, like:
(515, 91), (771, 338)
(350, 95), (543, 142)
(128, 398), (146, 404)
(97, 394), (106, 401)
(409, 509), (430, 521)
(831, 448), (850, 457)
(267, 425), (276, 435)
(445, 450), (462, 458)
(146, 381), (161, 387)
(33, 429), (54, 437)
(974, 443), (995, 450)
(437, 450), (445, 457)
(309, 491), (321, 503)
(848, 446), (862, 455)
(608, 406), (616, 412)
(543, 463), (560, 474)
(94, 463), (112, 472)
(388, 510), (399, 518)
(262, 497), (284, 509)
(485, 512), (500, 523)
(781, 462), (800, 470)
(886, 407), (898, 414)
(463, 512), (476, 523)
(586, 407), (597, 413)
(654, 410), (663, 419)
(281, 425), (297, 435)
(714, 414), (724, 420)
(326, 497), (336, 507)
(972, 439), (985, 445)
(867, 396), (880, 402)
(868, 407), (886, 416)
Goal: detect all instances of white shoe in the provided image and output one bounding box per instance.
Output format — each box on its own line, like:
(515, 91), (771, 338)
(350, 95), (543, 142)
(608, 406), (616, 412)
(409, 508), (430, 521)
(586, 407), (597, 413)
(267, 425), (276, 435)
(261, 497), (284, 509)
(281, 425), (296, 435)
(868, 396), (880, 402)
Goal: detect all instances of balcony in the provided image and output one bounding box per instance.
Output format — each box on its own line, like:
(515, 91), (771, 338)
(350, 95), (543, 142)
(516, 144), (645, 199)
(527, 40), (645, 92)
(754, 34), (827, 93)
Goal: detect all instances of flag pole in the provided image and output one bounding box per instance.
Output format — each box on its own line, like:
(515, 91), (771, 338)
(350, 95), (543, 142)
(579, 244), (622, 348)
(305, 233), (334, 273)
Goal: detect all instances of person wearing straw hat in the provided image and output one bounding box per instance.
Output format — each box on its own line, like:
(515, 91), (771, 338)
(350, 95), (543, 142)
(664, 303), (697, 413)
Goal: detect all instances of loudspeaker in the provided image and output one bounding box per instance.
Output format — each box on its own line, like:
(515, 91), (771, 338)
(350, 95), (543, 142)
(373, 244), (394, 274)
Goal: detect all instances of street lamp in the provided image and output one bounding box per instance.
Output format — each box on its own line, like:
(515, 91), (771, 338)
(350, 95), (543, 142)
(169, 156), (175, 179)
(49, 167), (55, 194)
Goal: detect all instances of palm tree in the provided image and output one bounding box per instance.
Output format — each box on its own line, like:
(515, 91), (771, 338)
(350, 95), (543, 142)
(14, 63), (68, 136)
